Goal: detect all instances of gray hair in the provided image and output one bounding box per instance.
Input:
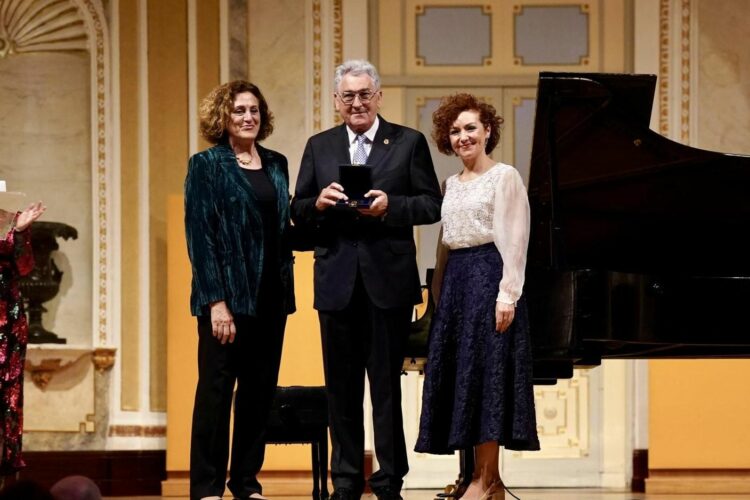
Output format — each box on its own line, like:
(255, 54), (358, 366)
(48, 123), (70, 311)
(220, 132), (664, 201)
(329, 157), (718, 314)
(333, 59), (381, 92)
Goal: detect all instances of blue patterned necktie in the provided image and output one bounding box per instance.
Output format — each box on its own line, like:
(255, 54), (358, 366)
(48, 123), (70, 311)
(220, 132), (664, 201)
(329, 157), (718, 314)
(352, 134), (368, 165)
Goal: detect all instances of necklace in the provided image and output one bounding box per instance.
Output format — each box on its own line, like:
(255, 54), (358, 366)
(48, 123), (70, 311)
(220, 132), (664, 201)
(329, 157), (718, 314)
(237, 154), (253, 167)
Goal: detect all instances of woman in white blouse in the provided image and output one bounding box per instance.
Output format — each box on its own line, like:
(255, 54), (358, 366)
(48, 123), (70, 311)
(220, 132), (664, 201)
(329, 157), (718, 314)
(415, 94), (539, 500)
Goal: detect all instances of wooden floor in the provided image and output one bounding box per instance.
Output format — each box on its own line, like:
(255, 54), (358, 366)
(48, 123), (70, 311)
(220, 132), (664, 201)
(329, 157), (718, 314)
(104, 491), (750, 500)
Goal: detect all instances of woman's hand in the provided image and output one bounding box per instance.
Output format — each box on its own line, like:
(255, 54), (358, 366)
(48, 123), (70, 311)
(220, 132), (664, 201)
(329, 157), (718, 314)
(210, 301), (236, 344)
(495, 301), (515, 333)
(15, 201), (46, 232)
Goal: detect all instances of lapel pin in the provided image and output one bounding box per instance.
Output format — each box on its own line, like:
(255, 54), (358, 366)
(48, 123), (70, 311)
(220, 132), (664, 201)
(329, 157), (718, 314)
(384, 139), (390, 145)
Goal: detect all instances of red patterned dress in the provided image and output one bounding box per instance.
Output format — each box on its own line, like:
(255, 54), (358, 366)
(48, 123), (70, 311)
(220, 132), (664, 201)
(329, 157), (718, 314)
(0, 226), (33, 474)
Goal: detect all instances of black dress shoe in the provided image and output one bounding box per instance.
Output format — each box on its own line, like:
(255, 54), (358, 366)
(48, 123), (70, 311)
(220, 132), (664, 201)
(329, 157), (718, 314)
(372, 485), (403, 500)
(330, 487), (358, 500)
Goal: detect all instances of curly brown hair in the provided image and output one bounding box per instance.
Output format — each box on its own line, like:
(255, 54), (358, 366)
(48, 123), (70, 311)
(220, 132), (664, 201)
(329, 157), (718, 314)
(199, 80), (274, 144)
(431, 93), (503, 156)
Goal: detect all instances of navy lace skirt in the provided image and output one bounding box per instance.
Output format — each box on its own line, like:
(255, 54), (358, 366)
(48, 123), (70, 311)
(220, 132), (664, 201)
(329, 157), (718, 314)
(415, 243), (540, 454)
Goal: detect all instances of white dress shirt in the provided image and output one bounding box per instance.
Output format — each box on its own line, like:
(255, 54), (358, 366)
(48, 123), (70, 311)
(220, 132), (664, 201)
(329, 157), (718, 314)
(346, 117), (380, 163)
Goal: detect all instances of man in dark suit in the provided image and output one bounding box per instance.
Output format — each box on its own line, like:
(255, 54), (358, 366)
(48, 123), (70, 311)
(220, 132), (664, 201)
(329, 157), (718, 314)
(292, 60), (442, 500)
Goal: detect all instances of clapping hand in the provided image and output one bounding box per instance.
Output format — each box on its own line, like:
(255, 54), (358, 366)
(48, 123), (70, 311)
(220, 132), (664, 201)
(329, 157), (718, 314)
(15, 201), (46, 232)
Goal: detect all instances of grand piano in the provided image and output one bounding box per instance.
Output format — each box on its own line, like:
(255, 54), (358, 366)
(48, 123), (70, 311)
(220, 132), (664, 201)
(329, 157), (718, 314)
(527, 72), (750, 384)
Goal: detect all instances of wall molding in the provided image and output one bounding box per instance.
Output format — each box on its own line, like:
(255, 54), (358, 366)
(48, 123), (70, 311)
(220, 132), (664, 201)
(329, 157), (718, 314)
(658, 0), (694, 144)
(647, 469), (750, 494)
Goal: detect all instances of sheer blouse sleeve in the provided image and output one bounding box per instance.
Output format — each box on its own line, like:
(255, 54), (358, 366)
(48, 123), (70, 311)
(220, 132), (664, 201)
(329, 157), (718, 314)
(492, 166), (530, 304)
(431, 179), (449, 305)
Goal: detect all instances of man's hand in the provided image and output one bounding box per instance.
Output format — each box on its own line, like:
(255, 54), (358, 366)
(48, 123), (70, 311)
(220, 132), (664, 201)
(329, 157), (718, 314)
(315, 182), (347, 211)
(210, 301), (236, 344)
(357, 189), (388, 217)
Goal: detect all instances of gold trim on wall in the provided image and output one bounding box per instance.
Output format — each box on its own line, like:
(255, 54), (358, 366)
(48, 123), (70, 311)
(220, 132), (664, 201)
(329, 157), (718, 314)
(679, 0), (690, 144)
(658, 0), (692, 143)
(658, 0), (670, 136)
(332, 0), (342, 125)
(312, 0), (343, 132)
(75, 0), (110, 347)
(312, 0), (322, 132)
(109, 424), (167, 437)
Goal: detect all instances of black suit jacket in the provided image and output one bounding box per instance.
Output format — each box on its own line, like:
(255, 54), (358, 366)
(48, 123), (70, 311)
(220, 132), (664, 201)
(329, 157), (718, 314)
(291, 116), (442, 311)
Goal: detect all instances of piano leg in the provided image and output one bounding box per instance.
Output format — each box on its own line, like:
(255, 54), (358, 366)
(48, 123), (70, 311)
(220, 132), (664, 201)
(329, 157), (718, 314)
(320, 429), (330, 499)
(311, 440), (321, 500)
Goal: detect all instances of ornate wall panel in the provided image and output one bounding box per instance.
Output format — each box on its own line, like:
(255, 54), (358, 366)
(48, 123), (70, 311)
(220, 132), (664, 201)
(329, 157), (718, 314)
(520, 371), (590, 459)
(399, 0), (600, 76)
(405, 0), (501, 75)
(513, 4), (589, 65)
(416, 5), (492, 66)
(500, 0), (600, 73)
(0, 0), (87, 55)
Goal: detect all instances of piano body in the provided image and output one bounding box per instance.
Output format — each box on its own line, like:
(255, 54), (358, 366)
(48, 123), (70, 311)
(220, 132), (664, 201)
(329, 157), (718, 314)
(527, 72), (750, 383)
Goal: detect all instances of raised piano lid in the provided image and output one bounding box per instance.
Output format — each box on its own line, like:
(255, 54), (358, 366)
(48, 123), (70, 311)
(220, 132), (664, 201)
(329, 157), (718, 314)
(528, 72), (750, 277)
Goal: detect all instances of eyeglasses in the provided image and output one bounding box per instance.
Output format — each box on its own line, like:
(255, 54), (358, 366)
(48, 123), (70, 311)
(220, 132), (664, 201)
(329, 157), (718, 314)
(337, 89), (378, 105)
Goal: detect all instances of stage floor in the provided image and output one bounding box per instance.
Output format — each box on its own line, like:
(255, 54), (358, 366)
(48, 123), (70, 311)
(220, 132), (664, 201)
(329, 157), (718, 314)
(107, 491), (750, 500)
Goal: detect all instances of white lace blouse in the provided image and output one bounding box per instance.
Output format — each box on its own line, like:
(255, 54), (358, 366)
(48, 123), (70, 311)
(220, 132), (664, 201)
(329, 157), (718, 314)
(440, 163), (530, 304)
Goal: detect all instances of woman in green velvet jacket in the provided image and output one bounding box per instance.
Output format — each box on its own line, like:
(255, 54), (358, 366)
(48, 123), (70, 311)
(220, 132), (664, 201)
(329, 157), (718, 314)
(184, 81), (295, 500)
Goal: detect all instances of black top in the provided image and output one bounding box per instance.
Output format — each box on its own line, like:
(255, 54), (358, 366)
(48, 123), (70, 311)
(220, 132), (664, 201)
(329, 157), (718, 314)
(240, 165), (280, 305)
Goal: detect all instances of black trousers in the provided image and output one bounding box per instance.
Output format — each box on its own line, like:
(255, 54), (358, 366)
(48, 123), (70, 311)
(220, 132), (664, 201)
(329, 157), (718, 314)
(318, 272), (411, 493)
(190, 309), (286, 500)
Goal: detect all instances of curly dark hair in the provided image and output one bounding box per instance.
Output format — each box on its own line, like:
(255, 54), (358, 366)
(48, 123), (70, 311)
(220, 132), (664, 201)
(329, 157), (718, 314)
(431, 93), (503, 156)
(199, 80), (274, 144)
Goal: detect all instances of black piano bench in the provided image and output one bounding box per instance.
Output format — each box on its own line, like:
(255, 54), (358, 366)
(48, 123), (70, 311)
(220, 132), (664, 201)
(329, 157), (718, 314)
(266, 385), (329, 500)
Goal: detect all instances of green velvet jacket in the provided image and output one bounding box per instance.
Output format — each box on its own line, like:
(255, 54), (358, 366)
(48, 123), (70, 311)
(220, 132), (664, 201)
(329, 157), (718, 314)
(184, 143), (295, 317)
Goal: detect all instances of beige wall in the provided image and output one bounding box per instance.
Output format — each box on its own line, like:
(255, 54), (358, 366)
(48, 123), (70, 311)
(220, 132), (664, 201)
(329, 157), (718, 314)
(647, 0), (750, 489)
(248, 0), (309, 185)
(696, 0), (750, 154)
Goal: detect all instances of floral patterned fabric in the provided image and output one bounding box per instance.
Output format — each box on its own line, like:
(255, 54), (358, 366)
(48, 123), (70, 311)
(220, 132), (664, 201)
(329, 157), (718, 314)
(415, 243), (539, 454)
(440, 163), (530, 304)
(0, 226), (34, 474)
